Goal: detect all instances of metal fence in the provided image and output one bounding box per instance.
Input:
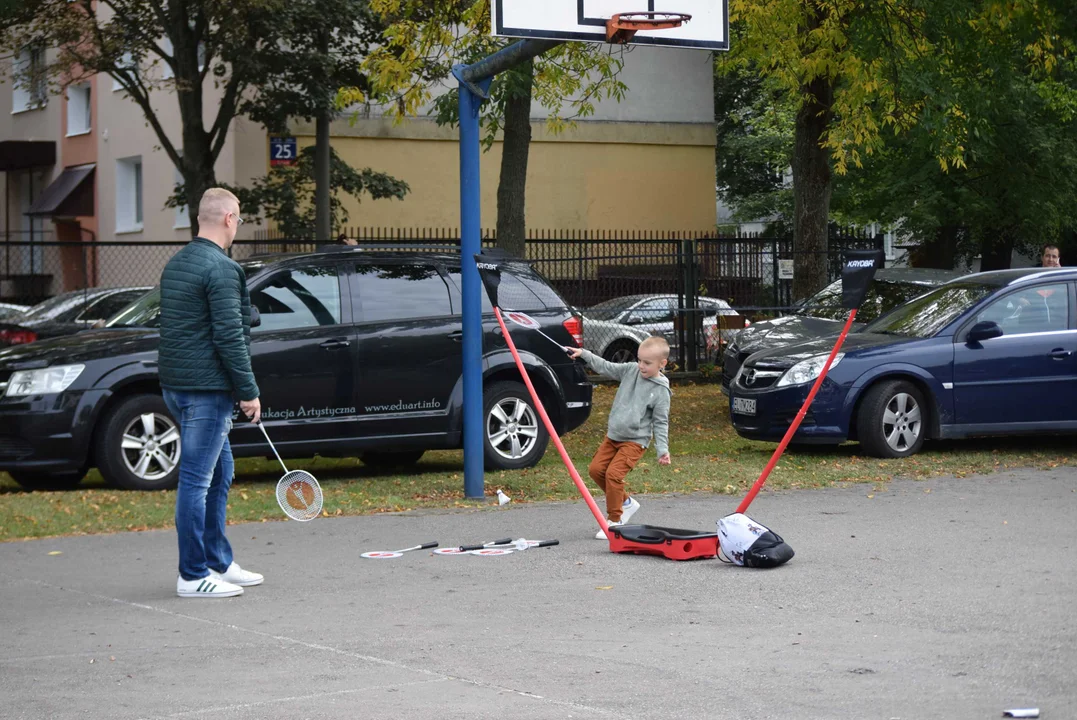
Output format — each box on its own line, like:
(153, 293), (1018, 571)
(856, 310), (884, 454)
(0, 227), (881, 370)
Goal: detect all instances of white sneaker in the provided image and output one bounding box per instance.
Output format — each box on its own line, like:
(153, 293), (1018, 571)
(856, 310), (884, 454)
(214, 562), (264, 587)
(621, 496), (641, 523)
(596, 521), (624, 539)
(177, 575), (243, 598)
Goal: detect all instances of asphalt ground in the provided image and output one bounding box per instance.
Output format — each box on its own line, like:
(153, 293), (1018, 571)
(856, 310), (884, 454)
(1, 467), (1074, 719)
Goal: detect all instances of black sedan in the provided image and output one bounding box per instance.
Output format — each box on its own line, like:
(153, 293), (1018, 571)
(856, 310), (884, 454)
(721, 268), (960, 393)
(0, 287), (152, 347)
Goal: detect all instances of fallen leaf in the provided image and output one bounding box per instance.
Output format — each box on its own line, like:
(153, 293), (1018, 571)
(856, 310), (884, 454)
(595, 586), (614, 591)
(48, 551), (62, 556)
(867, 494), (874, 499)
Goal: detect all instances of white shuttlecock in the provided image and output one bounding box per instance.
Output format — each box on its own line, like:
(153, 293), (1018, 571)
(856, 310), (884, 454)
(497, 489), (512, 506)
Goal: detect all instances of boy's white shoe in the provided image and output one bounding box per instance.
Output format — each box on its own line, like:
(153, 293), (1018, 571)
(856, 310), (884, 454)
(596, 521), (624, 539)
(214, 562), (264, 587)
(621, 496), (641, 523)
(177, 575), (243, 598)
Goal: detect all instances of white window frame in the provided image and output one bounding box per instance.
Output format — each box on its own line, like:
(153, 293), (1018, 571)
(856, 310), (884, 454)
(11, 45), (47, 113)
(116, 156), (144, 234)
(112, 52), (135, 92)
(65, 83), (91, 136)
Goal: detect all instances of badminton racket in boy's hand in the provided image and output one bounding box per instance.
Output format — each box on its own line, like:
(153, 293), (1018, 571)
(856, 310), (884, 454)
(258, 421), (323, 522)
(502, 309), (574, 355)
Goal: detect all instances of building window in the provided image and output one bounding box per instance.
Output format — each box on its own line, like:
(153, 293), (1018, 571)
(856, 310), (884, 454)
(116, 156), (143, 233)
(173, 159), (190, 229)
(66, 83), (91, 135)
(12, 45), (47, 113)
(112, 52), (135, 92)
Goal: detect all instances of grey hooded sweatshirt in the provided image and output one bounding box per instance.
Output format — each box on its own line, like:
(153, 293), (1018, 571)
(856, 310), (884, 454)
(579, 349), (672, 457)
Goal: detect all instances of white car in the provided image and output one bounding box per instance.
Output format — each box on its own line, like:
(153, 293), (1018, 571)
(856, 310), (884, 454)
(0, 302), (30, 320)
(584, 294), (745, 359)
(579, 314), (653, 362)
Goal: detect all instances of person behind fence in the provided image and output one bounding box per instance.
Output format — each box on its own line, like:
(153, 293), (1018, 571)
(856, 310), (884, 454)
(158, 187), (264, 599)
(567, 336), (672, 538)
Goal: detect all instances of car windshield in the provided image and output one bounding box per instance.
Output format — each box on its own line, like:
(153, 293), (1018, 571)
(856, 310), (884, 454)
(863, 282), (996, 338)
(800, 279), (938, 323)
(105, 288), (161, 328)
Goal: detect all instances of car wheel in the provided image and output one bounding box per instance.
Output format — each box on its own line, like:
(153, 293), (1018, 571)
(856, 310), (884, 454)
(483, 381), (550, 470)
(96, 394), (182, 490)
(8, 469), (86, 491)
(361, 450), (425, 468)
(602, 340), (639, 364)
(856, 380), (927, 458)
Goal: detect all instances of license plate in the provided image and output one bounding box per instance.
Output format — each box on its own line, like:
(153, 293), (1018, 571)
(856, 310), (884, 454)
(732, 397), (756, 416)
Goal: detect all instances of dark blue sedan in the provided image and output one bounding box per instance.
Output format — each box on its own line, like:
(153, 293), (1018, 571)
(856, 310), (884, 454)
(728, 268), (1077, 457)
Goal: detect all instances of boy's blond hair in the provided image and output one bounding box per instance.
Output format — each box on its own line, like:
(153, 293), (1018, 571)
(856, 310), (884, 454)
(639, 335), (670, 359)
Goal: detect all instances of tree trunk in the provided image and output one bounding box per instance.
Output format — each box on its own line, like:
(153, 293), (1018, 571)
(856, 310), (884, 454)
(182, 132), (216, 238)
(314, 29), (332, 243)
(980, 230), (1016, 271)
(315, 111), (332, 242)
(791, 74), (834, 302)
(495, 59), (534, 259)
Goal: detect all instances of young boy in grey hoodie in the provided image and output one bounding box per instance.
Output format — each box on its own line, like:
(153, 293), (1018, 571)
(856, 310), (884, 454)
(568, 336), (672, 538)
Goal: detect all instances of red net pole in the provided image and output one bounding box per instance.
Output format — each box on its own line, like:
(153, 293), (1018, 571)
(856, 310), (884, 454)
(736, 308), (859, 515)
(493, 307), (610, 534)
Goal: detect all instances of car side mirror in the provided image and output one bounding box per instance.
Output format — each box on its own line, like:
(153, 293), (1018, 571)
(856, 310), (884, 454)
(967, 320), (1002, 343)
(625, 313), (643, 325)
(250, 306), (262, 328)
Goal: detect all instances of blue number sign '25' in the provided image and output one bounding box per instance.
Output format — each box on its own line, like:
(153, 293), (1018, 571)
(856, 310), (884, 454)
(270, 137), (298, 166)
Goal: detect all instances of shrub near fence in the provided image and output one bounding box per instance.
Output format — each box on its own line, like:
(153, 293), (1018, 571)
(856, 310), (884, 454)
(0, 227), (882, 369)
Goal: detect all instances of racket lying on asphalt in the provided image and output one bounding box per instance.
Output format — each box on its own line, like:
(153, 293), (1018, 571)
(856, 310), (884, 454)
(502, 310), (574, 355)
(258, 421), (323, 522)
(434, 538), (513, 555)
(361, 542), (439, 559)
(466, 539), (560, 556)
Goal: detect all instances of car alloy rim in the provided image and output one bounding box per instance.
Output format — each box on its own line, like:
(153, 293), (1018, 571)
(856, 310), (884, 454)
(487, 398), (539, 460)
(608, 346), (635, 363)
(121, 412), (182, 481)
(882, 393), (922, 452)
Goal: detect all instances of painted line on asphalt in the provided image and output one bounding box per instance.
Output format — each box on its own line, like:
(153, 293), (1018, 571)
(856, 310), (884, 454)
(14, 578), (626, 719)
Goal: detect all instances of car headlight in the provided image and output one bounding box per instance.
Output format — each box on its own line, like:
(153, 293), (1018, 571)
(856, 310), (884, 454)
(776, 354), (843, 388)
(5, 364), (85, 397)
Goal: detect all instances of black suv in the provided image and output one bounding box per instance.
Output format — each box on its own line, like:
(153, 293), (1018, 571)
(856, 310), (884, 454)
(0, 248), (593, 490)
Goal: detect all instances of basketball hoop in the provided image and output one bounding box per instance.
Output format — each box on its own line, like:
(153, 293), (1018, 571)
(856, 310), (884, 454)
(606, 11), (692, 43)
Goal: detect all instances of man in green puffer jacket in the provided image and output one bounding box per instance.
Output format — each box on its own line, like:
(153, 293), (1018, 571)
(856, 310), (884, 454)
(159, 188), (264, 599)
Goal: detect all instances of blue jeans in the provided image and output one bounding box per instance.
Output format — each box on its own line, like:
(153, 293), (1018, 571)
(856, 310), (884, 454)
(162, 389), (235, 581)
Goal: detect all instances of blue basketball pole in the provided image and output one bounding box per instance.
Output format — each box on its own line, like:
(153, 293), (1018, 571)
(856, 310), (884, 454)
(454, 39), (562, 499)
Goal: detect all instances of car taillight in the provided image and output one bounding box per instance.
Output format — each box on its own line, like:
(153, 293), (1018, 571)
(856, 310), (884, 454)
(0, 329), (36, 345)
(563, 316), (583, 347)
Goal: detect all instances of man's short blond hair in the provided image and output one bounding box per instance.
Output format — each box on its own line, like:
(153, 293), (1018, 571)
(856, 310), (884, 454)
(197, 188), (240, 224)
(640, 335), (670, 359)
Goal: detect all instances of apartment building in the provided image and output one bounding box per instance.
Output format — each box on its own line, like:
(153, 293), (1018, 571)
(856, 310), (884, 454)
(2, 40), (717, 302)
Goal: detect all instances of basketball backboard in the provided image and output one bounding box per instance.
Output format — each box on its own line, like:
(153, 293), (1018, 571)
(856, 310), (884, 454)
(492, 1), (728, 51)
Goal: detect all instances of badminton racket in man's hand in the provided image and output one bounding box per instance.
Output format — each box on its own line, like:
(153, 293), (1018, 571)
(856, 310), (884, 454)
(258, 421), (323, 522)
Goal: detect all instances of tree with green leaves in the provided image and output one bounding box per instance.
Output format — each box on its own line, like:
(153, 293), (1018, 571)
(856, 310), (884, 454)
(714, 55), (795, 233)
(346, 0), (629, 258)
(722, 0), (1077, 289)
